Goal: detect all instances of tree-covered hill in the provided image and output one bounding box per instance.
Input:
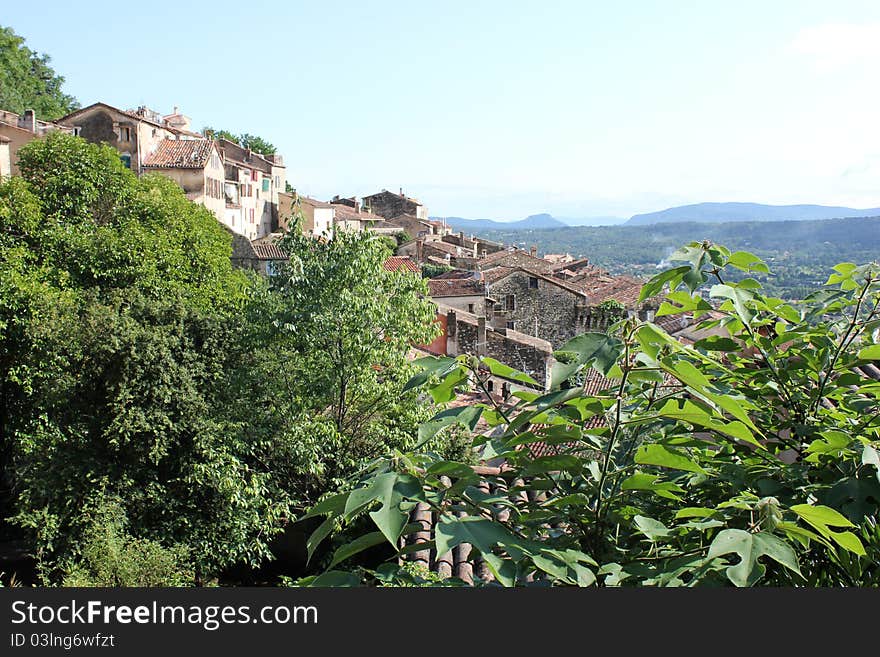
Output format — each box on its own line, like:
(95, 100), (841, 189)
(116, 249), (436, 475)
(476, 216), (880, 299)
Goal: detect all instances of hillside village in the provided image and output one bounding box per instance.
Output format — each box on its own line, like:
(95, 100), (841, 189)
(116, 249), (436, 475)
(0, 101), (712, 394)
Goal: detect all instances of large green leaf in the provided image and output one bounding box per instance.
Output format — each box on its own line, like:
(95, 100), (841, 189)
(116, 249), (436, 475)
(328, 531), (388, 569)
(635, 444), (707, 474)
(554, 333), (624, 377)
(707, 529), (801, 587)
(858, 344), (880, 361)
(480, 356), (539, 386)
(417, 406), (484, 447)
(403, 356), (459, 392)
(790, 504), (866, 556)
(634, 515), (670, 541)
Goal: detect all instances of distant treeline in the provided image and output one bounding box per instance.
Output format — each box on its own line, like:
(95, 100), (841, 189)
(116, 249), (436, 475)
(476, 216), (880, 300)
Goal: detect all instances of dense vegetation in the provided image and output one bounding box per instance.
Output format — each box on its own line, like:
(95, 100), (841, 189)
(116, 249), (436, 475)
(0, 25), (78, 119)
(478, 216), (880, 300)
(303, 243), (880, 586)
(0, 133), (445, 585)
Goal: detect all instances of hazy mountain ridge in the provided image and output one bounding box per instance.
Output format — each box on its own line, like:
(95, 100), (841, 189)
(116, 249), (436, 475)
(432, 213), (626, 231)
(626, 202), (880, 226)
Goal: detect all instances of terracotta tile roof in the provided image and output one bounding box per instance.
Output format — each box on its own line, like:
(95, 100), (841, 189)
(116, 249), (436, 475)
(143, 139), (215, 169)
(252, 243), (287, 260)
(332, 204), (384, 223)
(428, 277), (485, 297)
(383, 256), (420, 273)
(295, 195), (333, 208)
(423, 240), (464, 256)
(480, 266), (515, 284)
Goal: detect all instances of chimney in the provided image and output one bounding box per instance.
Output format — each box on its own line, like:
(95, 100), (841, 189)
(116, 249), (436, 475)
(446, 310), (458, 356)
(416, 239), (423, 262)
(399, 187), (404, 196)
(173, 105), (179, 115)
(20, 109), (36, 133)
(530, 245), (537, 257)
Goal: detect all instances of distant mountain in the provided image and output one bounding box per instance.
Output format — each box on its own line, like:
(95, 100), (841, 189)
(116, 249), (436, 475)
(559, 216), (627, 227)
(435, 213), (566, 231)
(627, 202), (880, 226)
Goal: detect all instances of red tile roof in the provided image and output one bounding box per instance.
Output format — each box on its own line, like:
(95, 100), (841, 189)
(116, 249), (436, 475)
(428, 277), (485, 297)
(143, 139), (215, 169)
(252, 243), (288, 260)
(383, 256), (420, 273)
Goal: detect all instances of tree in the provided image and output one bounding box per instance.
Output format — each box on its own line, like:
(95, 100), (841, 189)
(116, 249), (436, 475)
(0, 26), (78, 119)
(201, 127), (277, 156)
(302, 242), (880, 586)
(244, 222), (441, 504)
(201, 126), (239, 143)
(1, 133), (287, 580)
(238, 133), (277, 156)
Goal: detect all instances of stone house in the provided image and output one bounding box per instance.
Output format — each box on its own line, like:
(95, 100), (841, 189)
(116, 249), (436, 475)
(482, 267), (591, 348)
(58, 102), (190, 174)
(228, 227), (287, 276)
(363, 188), (428, 221)
(427, 271), (487, 316)
(475, 247), (554, 275)
(421, 303), (556, 391)
(0, 108), (72, 175)
(142, 139), (226, 221)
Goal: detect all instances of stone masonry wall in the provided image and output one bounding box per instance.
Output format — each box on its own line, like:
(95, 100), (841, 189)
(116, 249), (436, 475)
(486, 271), (585, 349)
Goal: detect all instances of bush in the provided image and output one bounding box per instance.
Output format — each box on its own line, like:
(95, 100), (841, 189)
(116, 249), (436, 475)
(59, 499), (193, 587)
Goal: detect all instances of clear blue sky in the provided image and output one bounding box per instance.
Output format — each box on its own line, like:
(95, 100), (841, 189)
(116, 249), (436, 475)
(6, 1), (880, 219)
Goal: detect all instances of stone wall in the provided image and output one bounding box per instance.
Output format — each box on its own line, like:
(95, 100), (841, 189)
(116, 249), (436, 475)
(434, 305), (554, 389)
(364, 190), (423, 220)
(486, 270), (586, 349)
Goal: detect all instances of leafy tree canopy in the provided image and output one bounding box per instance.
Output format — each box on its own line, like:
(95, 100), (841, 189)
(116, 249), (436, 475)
(202, 126), (276, 156)
(0, 26), (79, 119)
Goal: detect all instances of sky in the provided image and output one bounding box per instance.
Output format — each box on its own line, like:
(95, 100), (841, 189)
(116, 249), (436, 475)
(6, 1), (880, 220)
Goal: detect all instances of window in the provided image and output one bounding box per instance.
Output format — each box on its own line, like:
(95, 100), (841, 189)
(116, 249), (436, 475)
(251, 170), (258, 182)
(467, 303), (475, 314)
(72, 126), (82, 137)
(275, 176), (280, 188)
(262, 178), (270, 193)
(250, 208), (255, 223)
(120, 153), (131, 169)
(119, 126), (132, 141)
(529, 276), (538, 289)
(506, 321), (516, 330)
(505, 294), (516, 311)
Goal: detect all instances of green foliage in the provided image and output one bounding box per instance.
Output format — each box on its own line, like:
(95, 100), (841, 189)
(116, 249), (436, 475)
(304, 241), (880, 587)
(202, 127), (276, 156)
(421, 262), (454, 279)
(224, 225), (442, 505)
(59, 498), (194, 587)
(0, 26), (78, 119)
(1, 133), (282, 579)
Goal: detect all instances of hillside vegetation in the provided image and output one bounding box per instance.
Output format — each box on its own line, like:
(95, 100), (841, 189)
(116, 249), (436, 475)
(477, 216), (880, 299)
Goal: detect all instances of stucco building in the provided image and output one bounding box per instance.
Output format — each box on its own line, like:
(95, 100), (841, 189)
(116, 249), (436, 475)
(0, 108), (72, 175)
